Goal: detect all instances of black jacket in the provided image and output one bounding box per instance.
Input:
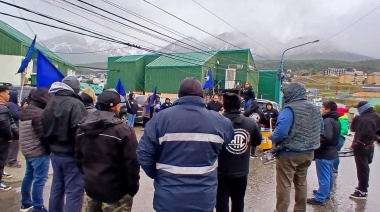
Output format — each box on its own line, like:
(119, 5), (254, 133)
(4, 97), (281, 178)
(218, 110), (262, 177)
(263, 108), (279, 128)
(0, 104), (18, 166)
(127, 99), (139, 114)
(243, 100), (267, 126)
(161, 102), (173, 110)
(76, 110), (140, 203)
(315, 111), (341, 160)
(351, 108), (380, 150)
(207, 100), (223, 112)
(41, 90), (87, 156)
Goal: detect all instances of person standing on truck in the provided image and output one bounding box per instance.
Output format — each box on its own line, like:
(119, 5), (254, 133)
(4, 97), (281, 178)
(126, 93), (139, 127)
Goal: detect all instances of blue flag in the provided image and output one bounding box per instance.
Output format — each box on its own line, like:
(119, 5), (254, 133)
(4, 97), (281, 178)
(203, 69), (213, 89)
(115, 78), (127, 96)
(37, 50), (64, 88)
(17, 35), (36, 74)
(146, 86), (157, 113)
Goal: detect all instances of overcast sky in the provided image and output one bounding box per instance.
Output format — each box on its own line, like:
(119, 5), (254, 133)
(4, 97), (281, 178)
(1, 0), (379, 58)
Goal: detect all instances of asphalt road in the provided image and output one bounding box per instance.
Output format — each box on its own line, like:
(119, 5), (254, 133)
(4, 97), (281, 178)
(1, 127), (379, 212)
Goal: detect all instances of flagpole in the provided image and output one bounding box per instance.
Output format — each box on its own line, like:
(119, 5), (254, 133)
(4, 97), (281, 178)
(18, 72), (26, 104)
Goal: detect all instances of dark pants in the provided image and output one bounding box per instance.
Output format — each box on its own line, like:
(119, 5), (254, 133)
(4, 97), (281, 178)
(250, 146), (256, 156)
(354, 145), (374, 192)
(216, 175), (248, 212)
(49, 153), (84, 212)
(142, 117), (150, 128)
(0, 142), (10, 182)
(7, 139), (19, 164)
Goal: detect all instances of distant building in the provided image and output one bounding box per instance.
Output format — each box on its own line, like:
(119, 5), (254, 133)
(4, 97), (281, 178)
(357, 85), (380, 97)
(338, 71), (365, 84)
(367, 72), (380, 84)
(325, 67), (356, 77)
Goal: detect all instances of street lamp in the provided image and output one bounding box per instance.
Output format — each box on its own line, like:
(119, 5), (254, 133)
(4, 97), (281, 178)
(278, 40), (319, 107)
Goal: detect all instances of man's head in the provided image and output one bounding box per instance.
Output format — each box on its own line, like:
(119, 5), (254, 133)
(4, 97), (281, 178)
(62, 76), (80, 94)
(321, 100), (337, 115)
(213, 95), (219, 102)
(178, 78), (203, 98)
(357, 101), (372, 115)
(0, 85), (10, 104)
(266, 102), (273, 110)
(156, 96), (160, 101)
(282, 82), (307, 104)
(129, 92), (135, 100)
(97, 90), (121, 113)
(165, 98), (170, 103)
(30, 88), (53, 108)
(223, 93), (241, 111)
(245, 81), (251, 88)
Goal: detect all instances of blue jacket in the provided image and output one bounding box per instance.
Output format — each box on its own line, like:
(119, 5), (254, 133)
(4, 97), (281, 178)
(137, 96), (234, 212)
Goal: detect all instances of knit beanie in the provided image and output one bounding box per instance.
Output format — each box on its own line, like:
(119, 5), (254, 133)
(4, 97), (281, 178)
(223, 93), (241, 110)
(178, 78), (203, 98)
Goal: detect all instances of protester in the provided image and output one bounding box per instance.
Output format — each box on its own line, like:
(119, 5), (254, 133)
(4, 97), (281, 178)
(216, 93), (262, 212)
(41, 76), (87, 211)
(76, 90), (140, 212)
(81, 88), (97, 113)
(333, 107), (349, 173)
(21, 88), (37, 109)
(349, 101), (380, 199)
(141, 95), (153, 131)
(307, 101), (340, 205)
(137, 78), (234, 212)
(154, 96), (162, 113)
(161, 98), (173, 110)
(242, 81), (255, 100)
(19, 88), (53, 212)
(270, 82), (321, 212)
(263, 102), (279, 129)
(207, 95), (223, 112)
(6, 89), (22, 168)
(0, 85), (18, 191)
(126, 93), (139, 127)
(242, 86), (266, 158)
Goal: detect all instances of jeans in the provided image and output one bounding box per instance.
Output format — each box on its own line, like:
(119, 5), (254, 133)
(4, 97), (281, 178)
(49, 153), (84, 212)
(127, 113), (136, 127)
(315, 159), (334, 202)
(333, 136), (345, 170)
(21, 155), (50, 207)
(216, 175), (247, 212)
(354, 145), (374, 192)
(275, 153), (314, 212)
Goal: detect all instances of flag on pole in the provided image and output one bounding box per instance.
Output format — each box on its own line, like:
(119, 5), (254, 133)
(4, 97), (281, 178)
(146, 86), (157, 113)
(17, 35), (36, 74)
(37, 50), (64, 88)
(203, 69), (213, 89)
(115, 78), (127, 96)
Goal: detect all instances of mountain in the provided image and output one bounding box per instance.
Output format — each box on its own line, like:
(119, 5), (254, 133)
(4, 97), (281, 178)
(42, 34), (147, 64)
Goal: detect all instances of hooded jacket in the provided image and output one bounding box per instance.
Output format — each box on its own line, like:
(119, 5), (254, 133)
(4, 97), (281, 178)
(243, 99), (267, 126)
(339, 114), (349, 136)
(218, 110), (262, 178)
(315, 111), (340, 160)
(351, 106), (380, 150)
(75, 110), (140, 203)
(0, 103), (19, 167)
(137, 96), (234, 212)
(41, 82), (87, 156)
(6, 90), (21, 127)
(263, 102), (279, 128)
(19, 89), (52, 158)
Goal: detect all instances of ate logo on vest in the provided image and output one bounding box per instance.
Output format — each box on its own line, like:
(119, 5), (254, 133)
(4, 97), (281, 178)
(249, 113), (260, 122)
(227, 128), (250, 154)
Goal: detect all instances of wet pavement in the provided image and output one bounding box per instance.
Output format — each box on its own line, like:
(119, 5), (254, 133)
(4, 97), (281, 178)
(1, 127), (380, 212)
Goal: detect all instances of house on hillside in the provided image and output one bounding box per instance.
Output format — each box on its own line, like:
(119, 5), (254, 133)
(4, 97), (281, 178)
(0, 21), (75, 85)
(325, 67), (356, 77)
(338, 71), (365, 84)
(367, 72), (380, 84)
(357, 85), (380, 97)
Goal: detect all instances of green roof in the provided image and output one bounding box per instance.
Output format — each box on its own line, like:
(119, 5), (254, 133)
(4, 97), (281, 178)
(147, 51), (217, 67)
(0, 20), (74, 68)
(80, 83), (104, 95)
(369, 98), (380, 106)
(115, 55), (144, 63)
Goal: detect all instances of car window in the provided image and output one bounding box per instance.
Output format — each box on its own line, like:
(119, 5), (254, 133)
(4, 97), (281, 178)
(135, 96), (147, 105)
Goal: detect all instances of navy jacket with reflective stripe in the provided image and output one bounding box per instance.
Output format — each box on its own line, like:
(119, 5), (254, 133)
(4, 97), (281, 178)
(137, 96), (234, 212)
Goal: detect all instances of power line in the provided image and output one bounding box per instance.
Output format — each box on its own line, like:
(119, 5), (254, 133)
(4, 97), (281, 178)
(191, 0), (272, 55)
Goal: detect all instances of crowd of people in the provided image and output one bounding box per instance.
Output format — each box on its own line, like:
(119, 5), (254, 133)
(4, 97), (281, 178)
(0, 77), (379, 212)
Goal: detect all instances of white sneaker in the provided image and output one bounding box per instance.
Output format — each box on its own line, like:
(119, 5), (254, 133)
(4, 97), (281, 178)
(2, 172), (12, 178)
(0, 182), (11, 191)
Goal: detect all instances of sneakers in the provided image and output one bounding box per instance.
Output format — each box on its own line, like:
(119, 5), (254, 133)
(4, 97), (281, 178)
(350, 190), (367, 199)
(307, 198), (325, 206)
(0, 181), (11, 191)
(20, 204), (33, 212)
(7, 161), (22, 168)
(333, 169), (338, 174)
(2, 172), (12, 178)
(313, 190), (330, 199)
(33, 206), (47, 212)
(250, 154), (258, 159)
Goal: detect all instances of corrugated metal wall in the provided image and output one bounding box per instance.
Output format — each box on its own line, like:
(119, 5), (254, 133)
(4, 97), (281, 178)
(258, 70), (279, 102)
(0, 32), (21, 55)
(145, 66), (202, 93)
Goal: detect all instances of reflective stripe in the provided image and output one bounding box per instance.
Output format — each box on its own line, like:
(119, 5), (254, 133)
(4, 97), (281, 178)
(99, 134), (121, 141)
(156, 160), (218, 175)
(159, 133), (224, 145)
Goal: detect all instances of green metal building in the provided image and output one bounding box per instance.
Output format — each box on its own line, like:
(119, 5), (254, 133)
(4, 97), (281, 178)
(107, 49), (259, 94)
(0, 20), (75, 76)
(258, 70), (280, 102)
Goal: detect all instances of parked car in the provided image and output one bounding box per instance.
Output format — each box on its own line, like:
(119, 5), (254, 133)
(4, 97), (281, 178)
(119, 94), (147, 124)
(0, 82), (36, 104)
(240, 99), (281, 114)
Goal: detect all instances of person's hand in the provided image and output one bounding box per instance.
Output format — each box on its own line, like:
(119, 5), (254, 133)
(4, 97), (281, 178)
(22, 102), (28, 108)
